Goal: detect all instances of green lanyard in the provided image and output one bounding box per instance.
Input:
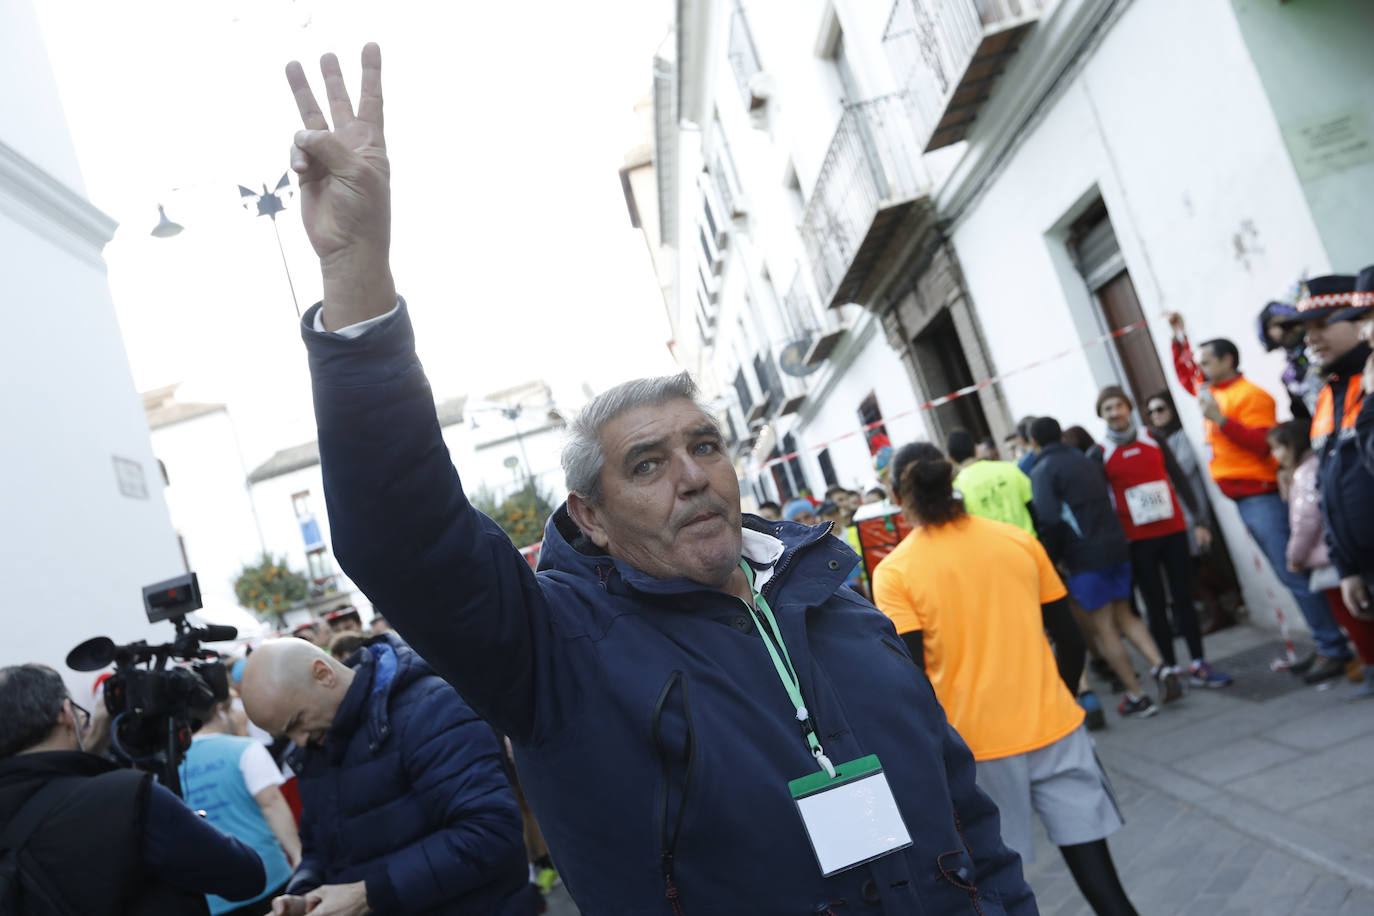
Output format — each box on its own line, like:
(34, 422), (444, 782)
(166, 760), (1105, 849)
(739, 559), (837, 778)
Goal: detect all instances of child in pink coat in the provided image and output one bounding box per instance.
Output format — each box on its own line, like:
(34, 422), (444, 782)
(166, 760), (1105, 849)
(1269, 421), (1374, 699)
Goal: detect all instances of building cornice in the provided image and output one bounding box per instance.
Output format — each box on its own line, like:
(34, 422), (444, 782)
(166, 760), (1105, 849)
(0, 139), (117, 270)
(935, 0), (1128, 227)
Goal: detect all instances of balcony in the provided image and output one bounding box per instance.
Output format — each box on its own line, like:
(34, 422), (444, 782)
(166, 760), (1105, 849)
(883, 0), (1047, 152)
(799, 94), (932, 310)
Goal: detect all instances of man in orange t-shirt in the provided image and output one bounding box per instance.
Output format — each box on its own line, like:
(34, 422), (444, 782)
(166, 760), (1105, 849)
(873, 451), (1135, 915)
(1168, 313), (1350, 676)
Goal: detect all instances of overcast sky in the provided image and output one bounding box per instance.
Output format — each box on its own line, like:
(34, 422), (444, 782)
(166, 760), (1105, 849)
(37, 0), (678, 466)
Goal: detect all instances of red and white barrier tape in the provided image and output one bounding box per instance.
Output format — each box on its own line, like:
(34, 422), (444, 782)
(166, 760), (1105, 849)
(747, 318), (1150, 474)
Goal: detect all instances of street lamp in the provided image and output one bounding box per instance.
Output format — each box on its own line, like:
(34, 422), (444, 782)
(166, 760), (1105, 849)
(150, 204), (183, 238)
(146, 175), (303, 319)
(238, 174), (302, 317)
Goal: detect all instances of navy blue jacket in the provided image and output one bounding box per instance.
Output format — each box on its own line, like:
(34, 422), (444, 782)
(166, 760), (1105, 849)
(303, 301), (1035, 915)
(1316, 343), (1374, 577)
(286, 636), (533, 915)
(1030, 442), (1129, 575)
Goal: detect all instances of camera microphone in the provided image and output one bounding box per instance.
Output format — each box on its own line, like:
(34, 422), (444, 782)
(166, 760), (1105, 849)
(194, 624), (239, 643)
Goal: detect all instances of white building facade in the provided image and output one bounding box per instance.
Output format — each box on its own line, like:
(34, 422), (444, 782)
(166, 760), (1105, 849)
(630, 0), (1374, 633)
(1, 0), (186, 688)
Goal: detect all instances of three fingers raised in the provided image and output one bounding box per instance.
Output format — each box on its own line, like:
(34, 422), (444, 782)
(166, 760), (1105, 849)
(284, 43), (382, 131)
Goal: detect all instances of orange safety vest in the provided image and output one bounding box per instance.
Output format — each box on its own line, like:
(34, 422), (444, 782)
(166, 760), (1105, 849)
(1204, 376), (1278, 483)
(1311, 375), (1364, 451)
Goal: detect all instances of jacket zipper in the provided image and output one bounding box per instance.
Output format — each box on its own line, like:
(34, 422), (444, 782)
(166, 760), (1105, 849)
(759, 521), (833, 603)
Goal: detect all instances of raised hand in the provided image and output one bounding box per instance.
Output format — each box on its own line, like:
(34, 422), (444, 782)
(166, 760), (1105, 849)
(285, 43), (396, 330)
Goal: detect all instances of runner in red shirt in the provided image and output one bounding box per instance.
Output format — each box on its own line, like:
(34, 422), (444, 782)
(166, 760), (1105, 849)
(1095, 386), (1233, 692)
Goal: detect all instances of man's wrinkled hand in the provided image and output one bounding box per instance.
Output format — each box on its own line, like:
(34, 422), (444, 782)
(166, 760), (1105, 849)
(284, 43), (395, 330)
(305, 881), (370, 916)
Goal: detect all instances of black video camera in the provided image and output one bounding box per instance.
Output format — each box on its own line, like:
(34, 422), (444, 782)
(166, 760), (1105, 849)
(66, 573), (238, 797)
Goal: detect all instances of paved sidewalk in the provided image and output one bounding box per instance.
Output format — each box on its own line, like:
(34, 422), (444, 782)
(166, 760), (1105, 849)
(1025, 623), (1374, 915)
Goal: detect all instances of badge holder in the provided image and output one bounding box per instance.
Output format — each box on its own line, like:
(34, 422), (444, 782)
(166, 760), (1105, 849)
(789, 754), (913, 877)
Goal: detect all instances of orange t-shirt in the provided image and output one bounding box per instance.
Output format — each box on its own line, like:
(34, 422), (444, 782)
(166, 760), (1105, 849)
(872, 515), (1084, 761)
(1205, 376), (1279, 484)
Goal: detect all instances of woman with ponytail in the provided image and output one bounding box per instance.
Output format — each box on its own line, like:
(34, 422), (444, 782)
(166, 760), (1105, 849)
(873, 450), (1139, 916)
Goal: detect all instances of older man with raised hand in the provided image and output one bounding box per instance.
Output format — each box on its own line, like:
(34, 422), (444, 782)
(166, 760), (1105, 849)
(282, 45), (1035, 915)
(240, 636), (535, 916)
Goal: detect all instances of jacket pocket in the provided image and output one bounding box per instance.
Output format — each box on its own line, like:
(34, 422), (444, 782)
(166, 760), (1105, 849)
(653, 670), (696, 913)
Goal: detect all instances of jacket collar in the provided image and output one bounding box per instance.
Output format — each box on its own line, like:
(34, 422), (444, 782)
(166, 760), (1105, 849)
(1210, 373), (1245, 391)
(0, 750), (116, 784)
(1326, 342), (1371, 382)
(538, 503), (852, 605)
(324, 636), (407, 761)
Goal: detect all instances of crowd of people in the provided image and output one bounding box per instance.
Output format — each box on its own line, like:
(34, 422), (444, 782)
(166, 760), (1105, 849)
(3, 45), (1372, 916)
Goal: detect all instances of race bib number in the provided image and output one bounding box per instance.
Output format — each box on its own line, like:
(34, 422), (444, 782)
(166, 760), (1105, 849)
(1124, 481), (1174, 526)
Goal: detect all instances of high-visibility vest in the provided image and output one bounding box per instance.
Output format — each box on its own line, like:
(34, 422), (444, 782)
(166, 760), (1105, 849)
(1311, 375), (1365, 451)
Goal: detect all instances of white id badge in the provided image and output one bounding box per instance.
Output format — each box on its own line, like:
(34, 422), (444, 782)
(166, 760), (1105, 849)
(789, 755), (912, 877)
(1124, 480), (1174, 526)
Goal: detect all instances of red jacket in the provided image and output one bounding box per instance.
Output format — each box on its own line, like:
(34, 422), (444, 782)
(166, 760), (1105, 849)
(1098, 429), (1193, 542)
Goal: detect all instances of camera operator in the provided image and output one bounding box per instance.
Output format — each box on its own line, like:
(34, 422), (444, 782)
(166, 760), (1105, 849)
(0, 663), (266, 916)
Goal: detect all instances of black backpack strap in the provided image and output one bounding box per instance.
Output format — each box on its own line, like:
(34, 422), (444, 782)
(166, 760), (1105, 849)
(0, 779), (77, 854)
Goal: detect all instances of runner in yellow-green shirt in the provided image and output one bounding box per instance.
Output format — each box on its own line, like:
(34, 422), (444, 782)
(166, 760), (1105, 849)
(947, 429), (1037, 534)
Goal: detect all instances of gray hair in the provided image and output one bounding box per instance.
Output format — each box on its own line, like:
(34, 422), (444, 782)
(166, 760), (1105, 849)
(562, 372), (717, 504)
(0, 664), (67, 758)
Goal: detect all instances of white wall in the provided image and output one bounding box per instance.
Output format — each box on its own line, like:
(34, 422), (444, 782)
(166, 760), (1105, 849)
(794, 315), (930, 493)
(152, 409), (265, 611)
(1229, 0), (1374, 272)
(948, 0), (1331, 629)
(1, 0), (185, 692)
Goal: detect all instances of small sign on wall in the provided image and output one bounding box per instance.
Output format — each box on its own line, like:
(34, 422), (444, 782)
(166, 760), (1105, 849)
(113, 455), (148, 499)
(1282, 107), (1374, 182)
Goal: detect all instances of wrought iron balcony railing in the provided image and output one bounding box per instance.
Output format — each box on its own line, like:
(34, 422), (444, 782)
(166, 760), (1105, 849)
(798, 94), (930, 309)
(883, 0), (1047, 152)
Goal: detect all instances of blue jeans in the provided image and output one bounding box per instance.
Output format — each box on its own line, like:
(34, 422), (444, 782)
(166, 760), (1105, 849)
(1234, 490), (1349, 658)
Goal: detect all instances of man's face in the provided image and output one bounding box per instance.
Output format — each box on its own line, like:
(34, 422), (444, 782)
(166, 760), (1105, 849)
(1192, 347), (1225, 384)
(840, 490), (862, 513)
(330, 616), (362, 635)
(569, 399), (742, 588)
(792, 510), (820, 527)
(1100, 396), (1133, 433)
(1304, 318), (1362, 369)
(244, 660), (346, 748)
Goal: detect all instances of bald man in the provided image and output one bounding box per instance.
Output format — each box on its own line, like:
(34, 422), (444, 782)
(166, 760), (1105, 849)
(241, 635), (539, 916)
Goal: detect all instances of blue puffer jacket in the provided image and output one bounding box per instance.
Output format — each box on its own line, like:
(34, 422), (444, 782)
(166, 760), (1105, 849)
(285, 635), (535, 916)
(303, 300), (1036, 916)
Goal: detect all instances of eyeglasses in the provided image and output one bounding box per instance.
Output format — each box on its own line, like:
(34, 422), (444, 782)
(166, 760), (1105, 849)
(68, 699), (91, 732)
(1147, 406), (1170, 415)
